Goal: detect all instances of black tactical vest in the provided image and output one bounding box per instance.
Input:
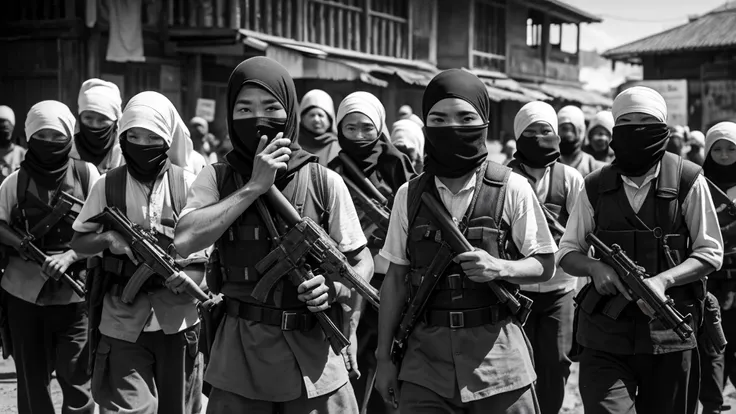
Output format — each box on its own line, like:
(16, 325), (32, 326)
(508, 160), (569, 239)
(212, 162), (331, 309)
(405, 161), (522, 310)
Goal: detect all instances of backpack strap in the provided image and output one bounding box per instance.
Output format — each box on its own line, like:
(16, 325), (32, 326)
(16, 166), (29, 206)
(72, 160), (90, 199)
(310, 163), (331, 225)
(546, 162), (569, 222)
(291, 164), (311, 217)
(655, 153), (702, 235)
(584, 165), (617, 225)
(167, 165), (187, 217)
(406, 172), (435, 231)
(104, 166), (128, 214)
(473, 161), (511, 227)
(213, 162), (232, 196)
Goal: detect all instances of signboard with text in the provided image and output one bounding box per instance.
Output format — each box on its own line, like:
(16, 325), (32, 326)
(195, 98), (216, 122)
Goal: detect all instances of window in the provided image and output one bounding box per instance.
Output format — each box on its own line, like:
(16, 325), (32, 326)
(526, 16), (542, 47)
(473, 0), (507, 71)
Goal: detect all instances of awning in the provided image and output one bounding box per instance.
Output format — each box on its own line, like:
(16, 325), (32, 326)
(476, 74), (552, 103)
(520, 82), (612, 107)
(239, 30), (437, 88)
(485, 84), (534, 103)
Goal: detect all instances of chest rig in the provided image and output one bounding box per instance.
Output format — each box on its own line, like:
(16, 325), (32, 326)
(10, 160), (90, 253)
(508, 160), (569, 240)
(586, 153), (703, 302)
(212, 162), (330, 308)
(100, 165), (186, 291)
(405, 162), (522, 311)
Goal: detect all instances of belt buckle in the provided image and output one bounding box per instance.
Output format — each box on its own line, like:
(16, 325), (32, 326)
(449, 311), (465, 329)
(281, 311), (298, 331)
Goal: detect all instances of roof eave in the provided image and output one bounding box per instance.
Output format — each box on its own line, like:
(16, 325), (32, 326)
(521, 0), (602, 24)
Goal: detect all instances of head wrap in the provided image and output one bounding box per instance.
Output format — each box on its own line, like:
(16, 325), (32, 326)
(391, 119), (425, 157)
(225, 57), (316, 183)
(0, 106), (16, 126)
(190, 116), (209, 132)
(335, 91), (414, 192)
(119, 91), (194, 172)
(704, 122), (736, 191)
(557, 105), (586, 138)
(22, 101), (75, 189)
(612, 86), (667, 123)
(513, 101), (558, 139)
(398, 105), (413, 118)
(407, 113), (424, 127)
(421, 69), (490, 178)
(77, 78), (122, 121)
(300, 89), (337, 135)
(690, 130), (705, 149)
(587, 110), (614, 137)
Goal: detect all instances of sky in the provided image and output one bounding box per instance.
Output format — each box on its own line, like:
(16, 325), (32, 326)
(561, 0), (730, 52)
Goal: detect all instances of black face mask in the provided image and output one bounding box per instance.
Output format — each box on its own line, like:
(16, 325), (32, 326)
(120, 138), (169, 182)
(232, 117), (287, 156)
(77, 122), (117, 165)
(22, 136), (73, 189)
(610, 123), (670, 177)
(0, 126), (12, 147)
(424, 124), (488, 178)
(559, 136), (582, 156)
(515, 135), (561, 168)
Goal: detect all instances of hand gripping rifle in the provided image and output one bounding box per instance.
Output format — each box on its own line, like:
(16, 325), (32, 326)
(585, 233), (693, 341)
(337, 153), (391, 234)
(86, 206), (210, 305)
(391, 192), (532, 365)
(252, 187), (381, 310)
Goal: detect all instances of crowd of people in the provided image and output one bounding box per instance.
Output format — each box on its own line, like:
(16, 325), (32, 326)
(0, 56), (734, 414)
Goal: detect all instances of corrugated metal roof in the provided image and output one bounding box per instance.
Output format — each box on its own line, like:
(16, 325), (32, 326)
(603, 9), (736, 60)
(520, 82), (612, 107)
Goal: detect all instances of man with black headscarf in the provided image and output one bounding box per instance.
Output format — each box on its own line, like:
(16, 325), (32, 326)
(375, 69), (557, 413)
(558, 86), (724, 414)
(0, 100), (99, 414)
(174, 57), (373, 413)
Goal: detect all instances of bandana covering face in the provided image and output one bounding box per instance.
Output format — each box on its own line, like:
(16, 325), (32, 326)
(120, 137), (170, 182)
(0, 106), (15, 147)
(513, 101), (560, 168)
(335, 91), (415, 191)
(422, 69), (490, 178)
(76, 122), (118, 165)
(704, 122), (736, 191)
(557, 105), (586, 156)
(610, 123), (670, 177)
(225, 57), (316, 183)
(22, 101), (76, 189)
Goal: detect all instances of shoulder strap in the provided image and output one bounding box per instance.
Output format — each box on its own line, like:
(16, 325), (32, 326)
(310, 163), (331, 223)
(656, 153), (702, 234)
(167, 165), (186, 216)
(406, 172), (434, 230)
(293, 164), (311, 216)
(16, 166), (29, 205)
(476, 161), (511, 226)
(105, 166), (128, 214)
(72, 160), (90, 199)
(546, 163), (567, 205)
(213, 162), (232, 196)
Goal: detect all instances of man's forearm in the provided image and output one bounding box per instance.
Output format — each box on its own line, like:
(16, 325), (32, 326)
(658, 257), (715, 290)
(497, 253), (555, 285)
(70, 232), (111, 256)
(175, 182), (263, 257)
(560, 251), (600, 278)
(343, 248), (374, 336)
(376, 263), (409, 361)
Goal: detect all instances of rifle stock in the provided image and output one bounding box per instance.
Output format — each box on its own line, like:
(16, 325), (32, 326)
(255, 187), (380, 309)
(585, 233), (693, 341)
(419, 192), (526, 317)
(338, 152), (389, 205)
(87, 207), (210, 306)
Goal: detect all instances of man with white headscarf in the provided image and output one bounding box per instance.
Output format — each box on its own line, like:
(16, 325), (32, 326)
(558, 105), (605, 177)
(558, 86), (724, 414)
(298, 89), (341, 166)
(583, 110), (615, 164)
(70, 79), (126, 174)
(0, 100), (100, 414)
(508, 101), (585, 414)
(71, 91), (209, 414)
(0, 105), (26, 181)
(391, 118), (424, 173)
(686, 130), (705, 166)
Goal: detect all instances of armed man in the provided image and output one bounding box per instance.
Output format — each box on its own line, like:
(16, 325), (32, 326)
(174, 57), (373, 413)
(374, 69), (557, 413)
(71, 91), (207, 414)
(0, 101), (99, 414)
(558, 86), (724, 414)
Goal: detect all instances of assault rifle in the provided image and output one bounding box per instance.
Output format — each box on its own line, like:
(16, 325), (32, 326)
(391, 192), (533, 365)
(585, 233), (693, 341)
(337, 153), (391, 234)
(254, 198), (349, 354)
(87, 206), (210, 305)
(540, 204), (566, 239)
(252, 187), (381, 309)
(0, 222), (85, 297)
(705, 177), (736, 218)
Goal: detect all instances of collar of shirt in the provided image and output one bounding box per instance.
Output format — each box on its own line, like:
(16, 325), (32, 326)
(620, 162), (661, 190)
(434, 173), (477, 196)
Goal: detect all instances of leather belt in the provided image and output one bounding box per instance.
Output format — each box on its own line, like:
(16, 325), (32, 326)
(224, 298), (316, 332)
(424, 305), (509, 329)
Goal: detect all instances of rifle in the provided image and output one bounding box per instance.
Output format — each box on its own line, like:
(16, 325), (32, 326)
(585, 233), (694, 341)
(337, 153), (391, 245)
(87, 206), (210, 305)
(0, 222), (85, 297)
(705, 176), (736, 218)
(254, 198), (350, 354)
(540, 204), (566, 239)
(252, 187), (380, 309)
(338, 153), (390, 205)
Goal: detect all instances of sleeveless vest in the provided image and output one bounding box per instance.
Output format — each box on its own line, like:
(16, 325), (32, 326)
(508, 160), (569, 239)
(405, 161), (521, 310)
(212, 162), (330, 309)
(10, 160), (90, 253)
(100, 165), (186, 288)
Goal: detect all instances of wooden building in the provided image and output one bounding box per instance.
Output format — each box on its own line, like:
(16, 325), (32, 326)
(0, 0), (608, 143)
(603, 2), (736, 131)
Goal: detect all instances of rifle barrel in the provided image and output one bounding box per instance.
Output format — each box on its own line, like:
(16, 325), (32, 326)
(338, 153), (389, 205)
(264, 187), (302, 227)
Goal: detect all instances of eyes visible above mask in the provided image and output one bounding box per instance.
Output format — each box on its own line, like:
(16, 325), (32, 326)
(233, 85), (287, 120)
(340, 112), (378, 142)
(426, 98), (484, 127)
